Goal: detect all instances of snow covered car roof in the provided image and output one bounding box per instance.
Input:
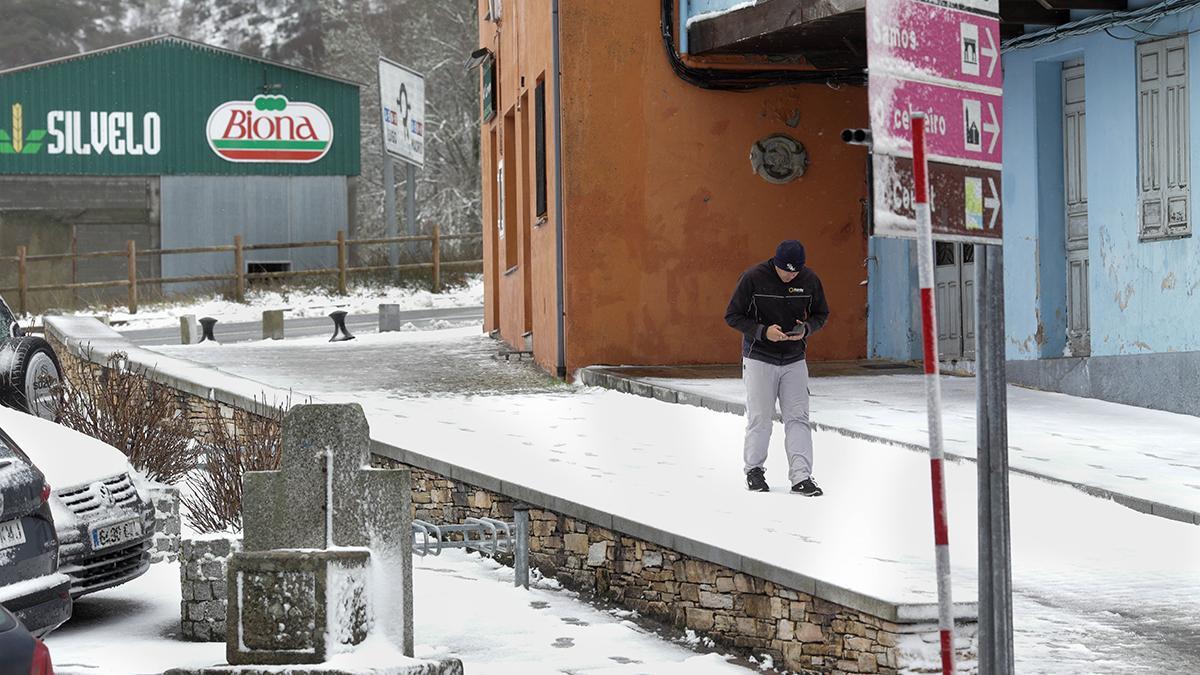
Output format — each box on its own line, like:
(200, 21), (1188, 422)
(0, 406), (129, 492)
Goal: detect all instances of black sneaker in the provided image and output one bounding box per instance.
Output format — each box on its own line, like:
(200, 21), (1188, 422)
(746, 467), (769, 492)
(791, 477), (823, 497)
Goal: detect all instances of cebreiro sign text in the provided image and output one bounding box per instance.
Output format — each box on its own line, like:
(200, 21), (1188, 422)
(207, 95), (333, 163)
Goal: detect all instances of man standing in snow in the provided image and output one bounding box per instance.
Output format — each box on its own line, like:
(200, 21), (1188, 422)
(724, 240), (829, 496)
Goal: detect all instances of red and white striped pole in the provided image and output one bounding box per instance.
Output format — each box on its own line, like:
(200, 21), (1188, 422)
(912, 112), (957, 675)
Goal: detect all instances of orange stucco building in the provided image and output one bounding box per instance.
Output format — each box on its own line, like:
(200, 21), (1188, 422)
(478, 0), (870, 377)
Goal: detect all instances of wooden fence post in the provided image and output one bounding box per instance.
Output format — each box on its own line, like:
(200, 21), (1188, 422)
(234, 234), (246, 303)
(431, 224), (441, 293)
(337, 230), (347, 295)
(17, 246), (27, 315)
(127, 239), (138, 314)
(71, 234), (78, 310)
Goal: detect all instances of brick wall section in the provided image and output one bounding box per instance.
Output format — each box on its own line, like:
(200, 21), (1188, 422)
(50, 330), (978, 674)
(180, 536), (241, 642)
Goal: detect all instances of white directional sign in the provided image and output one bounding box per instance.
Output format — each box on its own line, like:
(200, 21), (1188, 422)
(378, 58), (426, 167)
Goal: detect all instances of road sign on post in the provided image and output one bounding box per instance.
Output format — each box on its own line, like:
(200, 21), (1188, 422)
(378, 58), (426, 264)
(868, 1), (1013, 673)
(378, 58), (426, 167)
(868, 0), (1003, 244)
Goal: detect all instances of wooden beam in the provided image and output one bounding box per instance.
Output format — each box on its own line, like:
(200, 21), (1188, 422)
(688, 0), (866, 55)
(1001, 1), (1070, 25)
(1037, 0), (1125, 10)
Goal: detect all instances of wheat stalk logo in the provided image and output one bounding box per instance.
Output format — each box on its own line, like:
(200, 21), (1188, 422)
(11, 104), (22, 154)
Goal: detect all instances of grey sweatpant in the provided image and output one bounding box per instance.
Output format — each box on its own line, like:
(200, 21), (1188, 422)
(742, 357), (813, 485)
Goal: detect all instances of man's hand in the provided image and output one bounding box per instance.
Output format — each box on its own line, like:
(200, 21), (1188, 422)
(787, 322), (808, 340)
(766, 324), (788, 342)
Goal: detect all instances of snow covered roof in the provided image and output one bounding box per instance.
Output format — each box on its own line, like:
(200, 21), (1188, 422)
(0, 34), (364, 88)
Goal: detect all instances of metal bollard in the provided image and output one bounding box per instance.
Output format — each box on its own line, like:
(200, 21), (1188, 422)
(328, 310), (355, 342)
(262, 309), (285, 340)
(199, 317), (218, 343)
(379, 303), (402, 332)
(514, 505), (530, 589)
(179, 314), (200, 344)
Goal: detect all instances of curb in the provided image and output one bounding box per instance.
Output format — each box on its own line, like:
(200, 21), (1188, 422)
(580, 366), (1200, 527)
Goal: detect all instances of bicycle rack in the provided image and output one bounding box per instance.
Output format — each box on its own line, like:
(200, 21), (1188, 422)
(411, 506), (531, 588)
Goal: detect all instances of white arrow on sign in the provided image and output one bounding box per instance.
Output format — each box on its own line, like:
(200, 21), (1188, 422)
(985, 176), (1001, 230)
(984, 102), (1000, 154)
(981, 27), (998, 79)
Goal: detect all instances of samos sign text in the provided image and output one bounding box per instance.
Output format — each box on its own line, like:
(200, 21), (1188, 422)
(206, 95), (333, 163)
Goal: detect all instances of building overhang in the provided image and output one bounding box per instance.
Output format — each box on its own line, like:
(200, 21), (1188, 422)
(686, 0), (1128, 69)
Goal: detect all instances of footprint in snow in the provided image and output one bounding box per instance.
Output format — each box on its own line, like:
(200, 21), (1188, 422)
(561, 617), (590, 626)
(609, 656), (642, 664)
(552, 637), (575, 648)
(529, 601), (550, 610)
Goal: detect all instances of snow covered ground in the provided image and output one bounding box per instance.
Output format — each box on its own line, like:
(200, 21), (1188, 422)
(34, 276), (483, 331)
(144, 328), (1200, 672)
(44, 552), (757, 674)
(637, 374), (1200, 518)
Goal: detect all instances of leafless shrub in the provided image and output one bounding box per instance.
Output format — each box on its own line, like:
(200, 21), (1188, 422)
(54, 349), (197, 484)
(181, 400), (285, 534)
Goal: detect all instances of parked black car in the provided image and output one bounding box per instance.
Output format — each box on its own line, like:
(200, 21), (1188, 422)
(0, 296), (61, 421)
(0, 425), (71, 637)
(0, 604), (54, 675)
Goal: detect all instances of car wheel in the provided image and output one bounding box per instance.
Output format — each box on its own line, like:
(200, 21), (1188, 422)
(0, 337), (62, 420)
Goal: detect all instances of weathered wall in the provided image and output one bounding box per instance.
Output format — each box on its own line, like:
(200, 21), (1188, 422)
(558, 2), (869, 371)
(1003, 19), (1200, 360)
(480, 1), (870, 375)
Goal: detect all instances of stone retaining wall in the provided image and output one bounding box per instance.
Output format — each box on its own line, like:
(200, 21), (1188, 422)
(149, 484), (181, 563)
(180, 536), (241, 642)
(48, 323), (978, 674)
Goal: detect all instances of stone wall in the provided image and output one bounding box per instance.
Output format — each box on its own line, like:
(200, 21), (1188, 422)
(149, 484), (181, 563)
(180, 536), (241, 642)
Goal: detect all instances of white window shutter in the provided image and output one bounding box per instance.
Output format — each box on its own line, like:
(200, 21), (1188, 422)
(1138, 36), (1190, 240)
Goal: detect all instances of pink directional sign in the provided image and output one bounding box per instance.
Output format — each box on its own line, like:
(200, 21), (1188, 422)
(871, 78), (1003, 166)
(868, 0), (1002, 90)
(867, 0), (1004, 242)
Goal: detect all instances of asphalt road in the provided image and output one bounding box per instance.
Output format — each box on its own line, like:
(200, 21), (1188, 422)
(118, 305), (484, 346)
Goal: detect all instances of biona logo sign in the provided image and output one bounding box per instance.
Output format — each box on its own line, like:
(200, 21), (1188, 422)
(206, 95), (333, 163)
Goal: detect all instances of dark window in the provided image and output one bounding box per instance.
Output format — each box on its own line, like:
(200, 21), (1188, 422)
(247, 261), (292, 286)
(535, 80), (547, 218)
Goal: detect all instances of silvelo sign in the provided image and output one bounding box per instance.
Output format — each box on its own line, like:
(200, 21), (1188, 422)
(206, 95), (333, 163)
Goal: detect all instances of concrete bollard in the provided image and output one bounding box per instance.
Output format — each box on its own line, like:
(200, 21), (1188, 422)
(199, 317), (218, 343)
(328, 310), (355, 342)
(379, 304), (402, 332)
(179, 314), (200, 344)
(262, 309), (285, 340)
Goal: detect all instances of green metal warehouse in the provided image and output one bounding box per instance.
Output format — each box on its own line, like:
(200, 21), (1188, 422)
(0, 35), (361, 309)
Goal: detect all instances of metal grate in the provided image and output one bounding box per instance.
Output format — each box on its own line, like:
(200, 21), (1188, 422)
(57, 473), (138, 516)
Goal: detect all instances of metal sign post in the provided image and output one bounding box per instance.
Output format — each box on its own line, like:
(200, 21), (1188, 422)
(976, 243), (1014, 673)
(913, 113), (956, 675)
(378, 58), (426, 263)
(866, 0), (1013, 671)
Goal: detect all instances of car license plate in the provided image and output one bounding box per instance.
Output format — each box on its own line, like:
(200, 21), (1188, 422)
(0, 519), (25, 550)
(89, 518), (143, 551)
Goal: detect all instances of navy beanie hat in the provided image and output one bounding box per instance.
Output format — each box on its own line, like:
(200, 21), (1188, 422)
(773, 240), (806, 272)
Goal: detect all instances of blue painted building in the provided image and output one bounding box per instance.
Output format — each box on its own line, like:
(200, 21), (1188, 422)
(870, 0), (1200, 414)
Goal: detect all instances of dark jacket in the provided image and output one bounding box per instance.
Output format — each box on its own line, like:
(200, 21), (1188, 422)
(724, 260), (830, 365)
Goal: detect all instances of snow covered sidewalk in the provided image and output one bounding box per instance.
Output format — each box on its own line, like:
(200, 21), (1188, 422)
(47, 321), (1200, 671)
(583, 368), (1200, 525)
